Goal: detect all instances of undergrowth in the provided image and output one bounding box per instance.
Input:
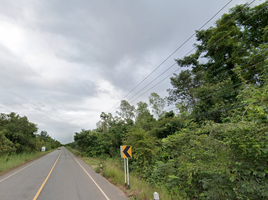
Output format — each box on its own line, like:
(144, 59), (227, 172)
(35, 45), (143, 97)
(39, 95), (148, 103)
(67, 147), (176, 200)
(0, 150), (54, 175)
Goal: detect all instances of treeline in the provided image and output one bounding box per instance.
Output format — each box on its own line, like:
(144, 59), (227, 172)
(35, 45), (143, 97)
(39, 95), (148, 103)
(72, 2), (268, 200)
(0, 112), (61, 155)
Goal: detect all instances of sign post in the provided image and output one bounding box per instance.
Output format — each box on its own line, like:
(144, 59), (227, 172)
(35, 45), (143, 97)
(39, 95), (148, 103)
(127, 158), (129, 189)
(124, 158), (126, 186)
(120, 145), (132, 189)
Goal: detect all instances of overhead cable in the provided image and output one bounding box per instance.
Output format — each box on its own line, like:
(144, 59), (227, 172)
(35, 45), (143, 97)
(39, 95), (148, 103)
(106, 0), (234, 113)
(125, 0), (258, 105)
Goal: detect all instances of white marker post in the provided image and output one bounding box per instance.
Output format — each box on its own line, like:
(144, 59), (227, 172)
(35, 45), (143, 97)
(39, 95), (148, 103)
(154, 192), (160, 200)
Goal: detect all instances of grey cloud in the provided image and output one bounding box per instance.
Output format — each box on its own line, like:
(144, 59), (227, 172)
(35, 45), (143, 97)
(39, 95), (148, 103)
(24, 0), (235, 92)
(0, 0), (260, 143)
(0, 44), (40, 88)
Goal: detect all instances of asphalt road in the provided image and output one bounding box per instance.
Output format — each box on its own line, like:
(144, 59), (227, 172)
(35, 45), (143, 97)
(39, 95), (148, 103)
(0, 147), (128, 200)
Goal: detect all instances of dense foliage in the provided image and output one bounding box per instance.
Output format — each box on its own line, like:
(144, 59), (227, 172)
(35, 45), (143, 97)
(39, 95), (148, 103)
(72, 2), (268, 199)
(0, 112), (61, 155)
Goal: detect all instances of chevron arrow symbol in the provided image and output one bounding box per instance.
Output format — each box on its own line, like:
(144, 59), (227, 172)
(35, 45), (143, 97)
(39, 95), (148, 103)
(123, 146), (131, 158)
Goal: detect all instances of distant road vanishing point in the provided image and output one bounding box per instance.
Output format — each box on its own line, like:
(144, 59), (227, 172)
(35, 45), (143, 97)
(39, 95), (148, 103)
(0, 147), (128, 200)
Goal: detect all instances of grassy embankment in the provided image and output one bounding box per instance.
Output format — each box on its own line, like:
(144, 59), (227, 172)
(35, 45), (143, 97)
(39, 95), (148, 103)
(67, 147), (173, 200)
(0, 149), (55, 176)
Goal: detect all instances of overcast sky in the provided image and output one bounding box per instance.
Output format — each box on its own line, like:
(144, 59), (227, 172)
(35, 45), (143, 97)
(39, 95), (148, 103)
(0, 0), (264, 144)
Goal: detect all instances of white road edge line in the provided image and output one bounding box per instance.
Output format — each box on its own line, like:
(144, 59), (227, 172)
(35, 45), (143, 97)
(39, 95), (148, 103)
(69, 152), (110, 200)
(0, 152), (53, 183)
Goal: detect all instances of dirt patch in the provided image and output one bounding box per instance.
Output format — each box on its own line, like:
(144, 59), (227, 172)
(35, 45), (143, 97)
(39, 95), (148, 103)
(91, 165), (98, 169)
(128, 189), (142, 197)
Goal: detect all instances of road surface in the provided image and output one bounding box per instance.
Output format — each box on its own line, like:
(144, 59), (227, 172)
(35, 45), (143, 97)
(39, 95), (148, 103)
(0, 147), (128, 200)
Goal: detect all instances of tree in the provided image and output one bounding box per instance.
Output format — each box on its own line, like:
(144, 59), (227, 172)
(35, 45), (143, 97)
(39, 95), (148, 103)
(166, 70), (203, 109)
(37, 130), (61, 151)
(116, 100), (135, 123)
(166, 1), (268, 119)
(149, 93), (165, 119)
(124, 126), (160, 179)
(135, 101), (155, 130)
(0, 130), (15, 155)
(72, 3), (268, 199)
(0, 112), (38, 153)
(40, 131), (49, 138)
(100, 112), (109, 133)
(74, 129), (90, 152)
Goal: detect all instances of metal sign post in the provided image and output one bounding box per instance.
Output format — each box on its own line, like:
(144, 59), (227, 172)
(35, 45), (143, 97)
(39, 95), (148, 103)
(127, 158), (129, 189)
(124, 158), (126, 186)
(120, 145), (132, 189)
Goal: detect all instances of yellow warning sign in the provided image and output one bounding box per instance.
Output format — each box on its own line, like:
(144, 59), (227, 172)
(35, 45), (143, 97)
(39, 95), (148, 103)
(121, 145), (132, 158)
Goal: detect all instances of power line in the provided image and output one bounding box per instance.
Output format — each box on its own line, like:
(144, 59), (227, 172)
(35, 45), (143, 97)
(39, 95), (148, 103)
(197, 79), (252, 100)
(207, 59), (267, 87)
(129, 68), (178, 104)
(196, 52), (268, 99)
(125, 0), (259, 105)
(129, 57), (267, 106)
(190, 98), (268, 119)
(106, 0), (234, 113)
(183, 0), (257, 58)
(110, 0), (265, 115)
(127, 63), (177, 101)
(164, 70), (268, 114)
(163, 88), (245, 113)
(165, 98), (268, 120)
(178, 62), (267, 104)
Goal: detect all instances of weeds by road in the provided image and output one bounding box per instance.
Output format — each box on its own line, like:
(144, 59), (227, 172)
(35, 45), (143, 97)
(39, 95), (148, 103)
(0, 150), (55, 176)
(67, 147), (173, 200)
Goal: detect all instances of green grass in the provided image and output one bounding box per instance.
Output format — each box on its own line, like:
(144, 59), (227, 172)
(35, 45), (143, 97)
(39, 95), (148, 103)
(66, 147), (85, 157)
(92, 157), (173, 200)
(0, 150), (55, 175)
(66, 147), (175, 200)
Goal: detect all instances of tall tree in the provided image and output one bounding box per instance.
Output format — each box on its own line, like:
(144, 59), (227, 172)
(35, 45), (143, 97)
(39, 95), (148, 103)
(100, 112), (109, 133)
(0, 112), (38, 153)
(116, 100), (135, 123)
(167, 1), (268, 118)
(135, 101), (155, 130)
(166, 70), (203, 109)
(149, 92), (165, 119)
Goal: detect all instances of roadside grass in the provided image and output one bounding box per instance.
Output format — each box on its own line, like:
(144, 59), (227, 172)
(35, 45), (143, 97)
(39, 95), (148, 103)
(100, 158), (173, 200)
(66, 147), (174, 200)
(66, 147), (84, 157)
(0, 150), (55, 176)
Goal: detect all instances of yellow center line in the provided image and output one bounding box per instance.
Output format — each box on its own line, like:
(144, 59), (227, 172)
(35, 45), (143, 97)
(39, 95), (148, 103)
(32, 149), (62, 200)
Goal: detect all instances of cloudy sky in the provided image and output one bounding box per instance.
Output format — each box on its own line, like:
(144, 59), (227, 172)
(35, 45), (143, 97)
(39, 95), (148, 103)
(0, 0), (263, 144)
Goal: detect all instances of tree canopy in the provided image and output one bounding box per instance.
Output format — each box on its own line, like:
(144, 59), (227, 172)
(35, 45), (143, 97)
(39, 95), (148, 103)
(0, 112), (61, 155)
(73, 2), (268, 199)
